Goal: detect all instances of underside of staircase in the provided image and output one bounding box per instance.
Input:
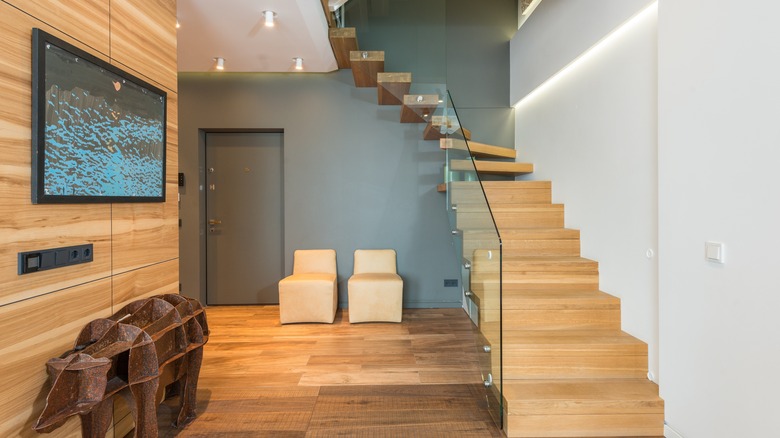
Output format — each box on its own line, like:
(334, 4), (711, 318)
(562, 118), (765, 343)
(329, 23), (664, 438)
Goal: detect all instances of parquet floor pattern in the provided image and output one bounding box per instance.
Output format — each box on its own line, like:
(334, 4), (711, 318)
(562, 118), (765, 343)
(155, 306), (502, 437)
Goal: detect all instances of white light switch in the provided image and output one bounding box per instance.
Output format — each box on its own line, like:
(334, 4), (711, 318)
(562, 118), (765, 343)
(705, 241), (725, 264)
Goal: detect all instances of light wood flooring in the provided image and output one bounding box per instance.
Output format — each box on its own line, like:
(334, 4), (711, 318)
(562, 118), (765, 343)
(154, 306), (503, 437)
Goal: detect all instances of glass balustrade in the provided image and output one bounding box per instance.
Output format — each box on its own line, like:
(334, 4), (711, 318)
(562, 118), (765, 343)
(343, 0), (504, 427)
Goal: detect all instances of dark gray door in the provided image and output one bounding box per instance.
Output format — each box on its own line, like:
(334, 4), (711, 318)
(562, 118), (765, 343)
(206, 132), (283, 305)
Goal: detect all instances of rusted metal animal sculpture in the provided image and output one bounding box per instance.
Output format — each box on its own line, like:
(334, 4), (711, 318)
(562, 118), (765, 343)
(33, 294), (209, 437)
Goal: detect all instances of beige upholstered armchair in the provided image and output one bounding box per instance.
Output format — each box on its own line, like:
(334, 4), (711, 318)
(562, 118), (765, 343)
(278, 249), (338, 324)
(347, 249), (403, 323)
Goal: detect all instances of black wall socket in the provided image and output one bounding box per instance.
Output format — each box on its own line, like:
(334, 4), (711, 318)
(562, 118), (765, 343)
(18, 244), (94, 275)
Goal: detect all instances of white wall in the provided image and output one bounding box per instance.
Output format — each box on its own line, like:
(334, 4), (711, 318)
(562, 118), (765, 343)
(511, 0), (652, 103)
(511, 1), (659, 378)
(658, 0), (780, 436)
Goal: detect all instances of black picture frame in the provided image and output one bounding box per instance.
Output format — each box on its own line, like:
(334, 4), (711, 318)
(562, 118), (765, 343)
(31, 28), (167, 204)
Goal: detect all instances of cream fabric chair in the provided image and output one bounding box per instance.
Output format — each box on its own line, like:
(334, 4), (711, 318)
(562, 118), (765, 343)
(347, 249), (403, 323)
(278, 249), (338, 324)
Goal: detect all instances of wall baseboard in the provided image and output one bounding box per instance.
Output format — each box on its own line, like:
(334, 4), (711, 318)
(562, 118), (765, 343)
(665, 424), (684, 438)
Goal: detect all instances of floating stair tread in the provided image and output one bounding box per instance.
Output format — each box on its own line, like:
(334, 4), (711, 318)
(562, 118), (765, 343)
(503, 379), (663, 414)
(377, 72), (411, 105)
(424, 119), (472, 140)
(436, 183), (447, 192)
(350, 50), (384, 87)
(401, 94), (439, 123)
(441, 139), (517, 159)
(329, 27), (358, 69)
(450, 159), (534, 175)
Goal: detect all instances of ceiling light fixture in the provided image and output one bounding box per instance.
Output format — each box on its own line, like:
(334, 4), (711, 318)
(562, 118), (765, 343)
(214, 57), (225, 71)
(263, 10), (277, 27)
(293, 57), (303, 71)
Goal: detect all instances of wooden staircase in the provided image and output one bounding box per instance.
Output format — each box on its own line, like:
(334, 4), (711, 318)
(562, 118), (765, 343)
(328, 24), (664, 438)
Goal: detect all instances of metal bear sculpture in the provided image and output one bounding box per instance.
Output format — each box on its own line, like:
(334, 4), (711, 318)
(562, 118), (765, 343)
(33, 294), (209, 438)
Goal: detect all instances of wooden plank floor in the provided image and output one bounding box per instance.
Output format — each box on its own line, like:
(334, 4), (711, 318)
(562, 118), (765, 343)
(154, 306), (503, 437)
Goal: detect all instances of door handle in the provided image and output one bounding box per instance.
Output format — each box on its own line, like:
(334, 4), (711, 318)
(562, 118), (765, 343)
(208, 219), (222, 225)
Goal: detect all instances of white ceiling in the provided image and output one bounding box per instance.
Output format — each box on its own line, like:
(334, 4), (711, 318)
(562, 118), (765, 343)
(177, 0), (341, 73)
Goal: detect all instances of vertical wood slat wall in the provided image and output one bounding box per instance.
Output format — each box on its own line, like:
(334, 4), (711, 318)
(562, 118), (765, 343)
(0, 1), (178, 436)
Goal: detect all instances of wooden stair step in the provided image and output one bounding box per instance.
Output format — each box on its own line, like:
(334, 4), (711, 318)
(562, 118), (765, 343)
(350, 50), (384, 87)
(483, 180), (552, 205)
(491, 228), (581, 240)
(441, 138), (517, 159)
(377, 72), (411, 105)
(465, 229), (582, 259)
(503, 379), (664, 437)
(450, 159), (534, 176)
(329, 27), (358, 69)
(401, 94), (439, 123)
(456, 204), (564, 230)
(501, 330), (648, 380)
(449, 180), (551, 206)
(474, 272), (600, 292)
(424, 116), (472, 140)
(497, 254), (598, 273)
(470, 290), (621, 330)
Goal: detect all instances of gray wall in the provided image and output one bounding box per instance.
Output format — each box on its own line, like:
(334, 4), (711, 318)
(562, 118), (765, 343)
(179, 0), (517, 308)
(179, 71), (461, 307)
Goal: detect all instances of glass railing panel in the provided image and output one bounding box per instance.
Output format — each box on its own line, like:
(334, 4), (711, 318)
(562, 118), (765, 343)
(342, 0), (503, 425)
(442, 92), (503, 426)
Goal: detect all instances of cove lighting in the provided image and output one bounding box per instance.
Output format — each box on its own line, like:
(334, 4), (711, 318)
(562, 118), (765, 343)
(513, 1), (657, 109)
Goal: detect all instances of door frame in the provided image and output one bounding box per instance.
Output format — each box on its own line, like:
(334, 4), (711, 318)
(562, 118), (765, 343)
(196, 128), (285, 305)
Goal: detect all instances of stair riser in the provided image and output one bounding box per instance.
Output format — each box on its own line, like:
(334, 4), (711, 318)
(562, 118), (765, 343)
(470, 288), (618, 309)
(505, 413), (665, 438)
(476, 307), (621, 331)
(466, 239), (581, 259)
(457, 212), (564, 230)
(502, 311), (621, 331)
(473, 278), (600, 292)
(503, 355), (649, 380)
(452, 189), (551, 205)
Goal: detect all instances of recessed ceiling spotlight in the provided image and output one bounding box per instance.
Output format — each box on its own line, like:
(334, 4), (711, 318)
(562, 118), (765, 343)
(293, 57), (303, 71)
(263, 10), (277, 27)
(214, 57), (225, 71)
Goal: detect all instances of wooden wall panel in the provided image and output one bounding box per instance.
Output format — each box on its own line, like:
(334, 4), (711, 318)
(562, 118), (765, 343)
(112, 258), (179, 312)
(0, 0), (180, 434)
(109, 0), (177, 92)
(0, 3), (112, 307)
(112, 92), (178, 275)
(3, 0), (110, 55)
(0, 280), (112, 438)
